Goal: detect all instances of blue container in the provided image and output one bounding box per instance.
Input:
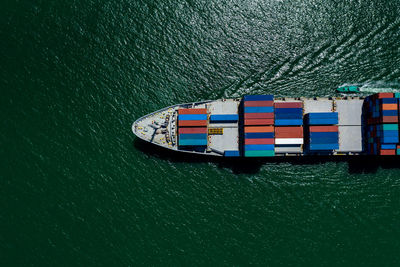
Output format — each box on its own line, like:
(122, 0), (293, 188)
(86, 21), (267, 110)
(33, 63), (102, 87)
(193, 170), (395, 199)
(379, 130), (399, 137)
(179, 133), (207, 139)
(307, 118), (338, 125)
(381, 144), (396, 149)
(274, 119), (303, 126)
(309, 144), (339, 150)
(244, 106), (274, 113)
(245, 132), (274, 139)
(244, 144), (275, 151)
(224, 150), (240, 157)
(308, 112), (338, 119)
(243, 95), (274, 101)
(380, 137), (399, 143)
(310, 137), (338, 144)
(274, 108), (303, 114)
(382, 110), (398, 116)
(275, 113), (303, 119)
(178, 114), (207, 121)
(179, 139), (207, 146)
(209, 114), (238, 122)
(310, 132), (339, 138)
(380, 98), (397, 104)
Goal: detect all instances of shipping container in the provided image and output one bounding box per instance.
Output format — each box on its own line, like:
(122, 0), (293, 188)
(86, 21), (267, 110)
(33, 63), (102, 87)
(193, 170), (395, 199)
(244, 100), (273, 107)
(381, 104), (397, 110)
(244, 150), (275, 157)
(275, 126), (304, 134)
(224, 150), (240, 157)
(178, 139), (207, 146)
(380, 98), (398, 104)
(275, 145), (302, 153)
(380, 149), (396, 155)
(380, 144), (396, 149)
(244, 113), (274, 119)
(179, 133), (207, 139)
(381, 116), (398, 123)
(275, 138), (304, 145)
(309, 144), (339, 150)
(307, 112), (338, 119)
(381, 110), (398, 116)
(244, 138), (274, 145)
(244, 119), (274, 125)
(178, 108), (207, 115)
(307, 118), (338, 125)
(178, 114), (208, 121)
(274, 108), (303, 114)
(244, 144), (275, 151)
(243, 95), (274, 101)
(381, 124), (399, 131)
(309, 126), (339, 132)
(178, 120), (207, 127)
(209, 114), (238, 122)
(178, 127), (207, 134)
(309, 137), (339, 144)
(274, 119), (303, 126)
(245, 132), (274, 139)
(244, 106), (274, 113)
(274, 113), (303, 119)
(310, 132), (339, 138)
(274, 102), (303, 108)
(275, 132), (303, 138)
(244, 126), (274, 133)
(376, 92), (394, 99)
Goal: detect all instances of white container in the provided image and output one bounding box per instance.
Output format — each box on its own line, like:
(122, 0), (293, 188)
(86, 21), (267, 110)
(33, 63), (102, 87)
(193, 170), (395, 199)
(275, 138), (304, 145)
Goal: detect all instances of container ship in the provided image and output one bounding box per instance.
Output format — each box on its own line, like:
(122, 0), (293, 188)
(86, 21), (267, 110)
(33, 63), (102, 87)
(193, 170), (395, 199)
(132, 92), (400, 157)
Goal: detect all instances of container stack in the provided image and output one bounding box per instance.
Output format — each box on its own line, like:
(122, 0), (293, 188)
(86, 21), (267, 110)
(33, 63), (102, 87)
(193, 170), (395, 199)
(364, 93), (399, 155)
(177, 108), (208, 147)
(306, 112), (339, 151)
(274, 102), (304, 153)
(243, 95), (275, 157)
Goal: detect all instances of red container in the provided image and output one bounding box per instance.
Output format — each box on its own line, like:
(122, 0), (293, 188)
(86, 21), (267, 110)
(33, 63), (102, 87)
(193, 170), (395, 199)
(244, 119), (274, 125)
(178, 108), (207, 115)
(381, 116), (398, 123)
(275, 126), (303, 138)
(380, 149), (396, 155)
(245, 138), (274, 145)
(244, 113), (274, 119)
(377, 92), (394, 99)
(178, 120), (207, 127)
(244, 101), (273, 107)
(274, 102), (303, 108)
(397, 145), (400, 149)
(244, 126), (274, 133)
(309, 126), (339, 132)
(178, 127), (207, 134)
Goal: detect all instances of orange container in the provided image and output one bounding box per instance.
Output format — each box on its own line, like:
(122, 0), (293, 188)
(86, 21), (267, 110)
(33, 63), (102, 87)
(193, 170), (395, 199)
(178, 108), (207, 115)
(178, 120), (207, 127)
(381, 104), (398, 110)
(244, 126), (274, 133)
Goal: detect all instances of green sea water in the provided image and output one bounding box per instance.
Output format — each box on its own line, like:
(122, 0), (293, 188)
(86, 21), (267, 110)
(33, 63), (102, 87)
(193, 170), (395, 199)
(2, 0), (400, 265)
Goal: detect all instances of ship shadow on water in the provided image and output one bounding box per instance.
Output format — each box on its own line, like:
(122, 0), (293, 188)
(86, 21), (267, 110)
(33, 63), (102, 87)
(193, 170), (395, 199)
(133, 138), (400, 175)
